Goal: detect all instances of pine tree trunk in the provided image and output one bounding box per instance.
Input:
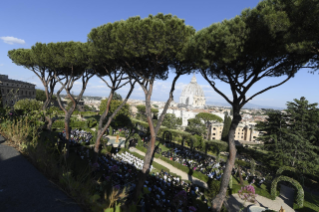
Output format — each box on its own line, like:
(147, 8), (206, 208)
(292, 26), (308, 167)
(45, 115), (53, 131)
(211, 105), (241, 211)
(133, 114), (156, 203)
(64, 111), (72, 158)
(93, 93), (113, 162)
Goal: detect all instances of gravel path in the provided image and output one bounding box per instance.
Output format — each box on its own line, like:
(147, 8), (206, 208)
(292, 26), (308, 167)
(129, 147), (208, 189)
(0, 135), (82, 212)
(225, 193), (295, 212)
(129, 147), (296, 212)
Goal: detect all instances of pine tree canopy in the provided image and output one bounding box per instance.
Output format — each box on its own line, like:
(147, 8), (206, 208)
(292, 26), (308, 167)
(188, 3), (311, 109)
(88, 13), (195, 81)
(196, 112), (223, 123)
(257, 0), (319, 70)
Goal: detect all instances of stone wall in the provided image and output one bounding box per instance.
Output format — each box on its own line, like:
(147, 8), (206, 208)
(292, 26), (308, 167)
(0, 75), (36, 108)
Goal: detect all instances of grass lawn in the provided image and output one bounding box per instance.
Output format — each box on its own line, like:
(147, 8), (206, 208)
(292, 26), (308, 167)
(230, 175), (272, 199)
(294, 192), (319, 212)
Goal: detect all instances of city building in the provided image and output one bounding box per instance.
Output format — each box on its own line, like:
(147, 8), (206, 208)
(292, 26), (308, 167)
(159, 75), (208, 127)
(178, 75), (206, 109)
(0, 74), (36, 108)
(207, 122), (260, 142)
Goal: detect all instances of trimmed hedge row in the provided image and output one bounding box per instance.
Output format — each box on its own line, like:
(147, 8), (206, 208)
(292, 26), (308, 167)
(52, 118), (97, 129)
(135, 145), (209, 182)
(271, 175), (304, 208)
(276, 166), (296, 176)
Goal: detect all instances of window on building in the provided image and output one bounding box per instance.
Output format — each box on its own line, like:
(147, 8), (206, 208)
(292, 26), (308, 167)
(213, 137), (215, 140)
(213, 133), (215, 135)
(213, 128), (216, 130)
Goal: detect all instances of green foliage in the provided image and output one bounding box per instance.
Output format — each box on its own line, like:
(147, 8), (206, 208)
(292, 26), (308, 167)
(109, 126), (113, 136)
(86, 118), (98, 128)
(66, 101), (80, 112)
(99, 99), (129, 118)
(84, 104), (95, 112)
(196, 112), (223, 123)
(256, 0), (319, 70)
(162, 113), (182, 129)
(36, 89), (57, 102)
(221, 115), (231, 142)
(271, 175), (304, 208)
(193, 134), (204, 151)
(256, 97), (319, 175)
(276, 166), (296, 176)
(135, 145), (209, 182)
(205, 179), (221, 200)
(112, 92), (122, 101)
(52, 120), (87, 128)
(185, 117), (206, 136)
(99, 99), (132, 129)
(14, 99), (43, 114)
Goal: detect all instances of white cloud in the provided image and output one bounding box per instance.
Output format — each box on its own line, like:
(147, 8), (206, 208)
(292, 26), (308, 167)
(0, 64), (3, 66)
(0, 36), (25, 45)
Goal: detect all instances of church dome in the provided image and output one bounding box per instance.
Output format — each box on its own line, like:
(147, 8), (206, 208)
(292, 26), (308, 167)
(179, 75), (206, 108)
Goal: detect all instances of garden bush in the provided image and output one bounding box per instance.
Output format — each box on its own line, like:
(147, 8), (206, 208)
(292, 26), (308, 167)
(86, 118), (97, 128)
(14, 99), (43, 114)
(271, 175), (304, 208)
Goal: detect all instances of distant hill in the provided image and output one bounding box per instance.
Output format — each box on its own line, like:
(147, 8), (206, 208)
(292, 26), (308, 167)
(206, 101), (284, 110)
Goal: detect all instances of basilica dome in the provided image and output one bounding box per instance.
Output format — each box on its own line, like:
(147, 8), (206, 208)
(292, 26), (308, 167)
(179, 75), (206, 108)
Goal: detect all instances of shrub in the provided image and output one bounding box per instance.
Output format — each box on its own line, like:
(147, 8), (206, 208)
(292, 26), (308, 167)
(271, 175), (304, 208)
(14, 99), (43, 113)
(86, 118), (97, 128)
(109, 126), (113, 135)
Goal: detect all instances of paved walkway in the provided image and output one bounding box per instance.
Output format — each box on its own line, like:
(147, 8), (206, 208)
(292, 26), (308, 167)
(129, 147), (296, 212)
(225, 193), (295, 212)
(0, 134), (82, 212)
(129, 147), (208, 189)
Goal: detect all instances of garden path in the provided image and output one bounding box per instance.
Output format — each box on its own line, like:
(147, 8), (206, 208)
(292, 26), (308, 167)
(0, 134), (82, 212)
(225, 193), (295, 212)
(128, 147), (208, 189)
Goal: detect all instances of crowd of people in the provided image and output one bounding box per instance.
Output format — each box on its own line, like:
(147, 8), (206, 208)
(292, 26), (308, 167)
(156, 146), (226, 181)
(57, 129), (93, 146)
(70, 145), (209, 212)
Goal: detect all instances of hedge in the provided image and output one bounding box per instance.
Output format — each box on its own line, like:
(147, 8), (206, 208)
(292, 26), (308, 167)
(86, 118), (97, 128)
(276, 166), (296, 176)
(131, 118), (192, 141)
(271, 175), (304, 208)
(135, 145), (209, 182)
(52, 119), (97, 129)
(52, 120), (87, 128)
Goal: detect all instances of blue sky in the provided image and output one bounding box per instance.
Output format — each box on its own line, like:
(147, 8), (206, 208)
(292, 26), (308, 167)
(1, 0), (318, 108)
